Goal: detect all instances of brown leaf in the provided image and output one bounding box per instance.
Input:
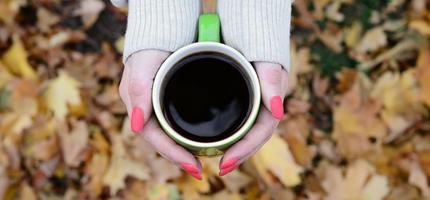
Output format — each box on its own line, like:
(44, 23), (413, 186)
(59, 120), (89, 167)
(103, 133), (149, 195)
(75, 0), (106, 29)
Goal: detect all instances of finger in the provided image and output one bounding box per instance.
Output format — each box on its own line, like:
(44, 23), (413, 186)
(127, 50), (170, 133)
(219, 107), (279, 176)
(142, 117), (203, 180)
(255, 62), (286, 120)
(119, 65), (132, 115)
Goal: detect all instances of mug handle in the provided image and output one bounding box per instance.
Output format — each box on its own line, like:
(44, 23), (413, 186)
(198, 14), (221, 43)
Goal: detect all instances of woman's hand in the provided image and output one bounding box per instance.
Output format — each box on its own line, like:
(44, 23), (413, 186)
(218, 62), (289, 176)
(119, 50), (203, 180)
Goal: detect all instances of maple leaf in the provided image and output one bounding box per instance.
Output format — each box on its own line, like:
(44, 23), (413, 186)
(59, 120), (89, 167)
(322, 159), (390, 200)
(252, 133), (303, 187)
(103, 134), (150, 195)
(44, 71), (82, 121)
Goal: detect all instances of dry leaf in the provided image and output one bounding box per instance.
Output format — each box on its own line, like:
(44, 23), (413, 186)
(356, 27), (388, 53)
(75, 0), (106, 29)
(322, 159), (389, 200)
(409, 159), (430, 197)
(19, 182), (37, 200)
(103, 134), (149, 195)
(84, 153), (109, 198)
(37, 7), (60, 33)
(147, 184), (180, 200)
(149, 158), (181, 184)
(410, 20), (430, 36)
(344, 22), (362, 48)
(252, 134), (303, 187)
(416, 46), (430, 107)
(44, 72), (82, 120)
(59, 120), (89, 167)
(1, 36), (37, 79)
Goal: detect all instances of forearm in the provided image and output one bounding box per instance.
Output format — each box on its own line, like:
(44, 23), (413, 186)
(112, 0), (201, 63)
(217, 0), (292, 72)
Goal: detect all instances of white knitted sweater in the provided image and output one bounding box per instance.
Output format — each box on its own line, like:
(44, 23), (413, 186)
(111, 0), (292, 72)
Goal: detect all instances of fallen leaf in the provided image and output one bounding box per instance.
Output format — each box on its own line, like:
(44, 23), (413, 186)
(103, 133), (149, 195)
(252, 133), (303, 187)
(149, 158), (181, 184)
(19, 182), (36, 200)
(322, 159), (389, 200)
(410, 20), (430, 36)
(147, 184), (181, 200)
(409, 157), (430, 197)
(1, 36), (37, 79)
(59, 120), (89, 167)
(36, 7), (60, 33)
(44, 71), (82, 120)
(344, 22), (363, 48)
(221, 170), (252, 193)
(416, 46), (430, 107)
(75, 0), (106, 29)
(84, 153), (109, 198)
(356, 27), (388, 53)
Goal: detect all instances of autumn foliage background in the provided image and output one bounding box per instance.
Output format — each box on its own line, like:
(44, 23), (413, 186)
(0, 0), (430, 199)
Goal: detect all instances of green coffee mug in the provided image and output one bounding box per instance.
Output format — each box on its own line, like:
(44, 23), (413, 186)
(152, 14), (261, 156)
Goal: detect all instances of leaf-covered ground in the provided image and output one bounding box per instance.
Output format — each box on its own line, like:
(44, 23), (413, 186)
(0, 0), (430, 199)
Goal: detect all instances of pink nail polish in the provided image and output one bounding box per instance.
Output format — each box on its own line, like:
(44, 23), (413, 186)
(189, 172), (202, 180)
(220, 158), (239, 169)
(131, 107), (144, 133)
(219, 165), (238, 176)
(180, 163), (200, 174)
(270, 96), (284, 120)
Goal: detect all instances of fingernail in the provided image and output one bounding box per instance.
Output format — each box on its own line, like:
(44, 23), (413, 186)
(180, 163), (200, 174)
(270, 96), (284, 120)
(220, 158), (239, 169)
(131, 107), (144, 133)
(219, 165), (238, 176)
(189, 172), (202, 180)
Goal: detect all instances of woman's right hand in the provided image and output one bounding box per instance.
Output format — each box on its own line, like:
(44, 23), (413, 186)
(119, 50), (203, 180)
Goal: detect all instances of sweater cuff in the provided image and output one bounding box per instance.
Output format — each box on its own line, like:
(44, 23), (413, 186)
(217, 0), (292, 72)
(122, 0), (201, 63)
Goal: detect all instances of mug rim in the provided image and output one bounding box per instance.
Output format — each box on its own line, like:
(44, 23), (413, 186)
(152, 42), (261, 149)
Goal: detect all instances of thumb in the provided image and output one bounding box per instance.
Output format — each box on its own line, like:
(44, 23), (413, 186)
(255, 62), (287, 120)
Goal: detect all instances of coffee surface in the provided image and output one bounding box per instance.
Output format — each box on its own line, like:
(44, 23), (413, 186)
(163, 52), (252, 142)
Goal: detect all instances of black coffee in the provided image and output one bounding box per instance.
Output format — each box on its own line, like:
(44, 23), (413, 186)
(162, 52), (252, 142)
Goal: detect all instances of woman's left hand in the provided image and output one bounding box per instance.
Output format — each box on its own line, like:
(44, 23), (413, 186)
(218, 62), (289, 176)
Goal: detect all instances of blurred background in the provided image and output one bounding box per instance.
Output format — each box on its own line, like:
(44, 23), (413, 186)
(0, 0), (429, 199)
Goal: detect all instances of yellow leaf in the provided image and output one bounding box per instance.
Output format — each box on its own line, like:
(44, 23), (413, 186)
(410, 20), (430, 36)
(362, 175), (390, 200)
(19, 182), (36, 200)
(115, 37), (124, 53)
(252, 134), (303, 187)
(44, 72), (82, 120)
(103, 134), (149, 195)
(356, 27), (387, 53)
(344, 22), (362, 48)
(322, 159), (390, 200)
(1, 36), (37, 79)
(85, 153), (109, 198)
